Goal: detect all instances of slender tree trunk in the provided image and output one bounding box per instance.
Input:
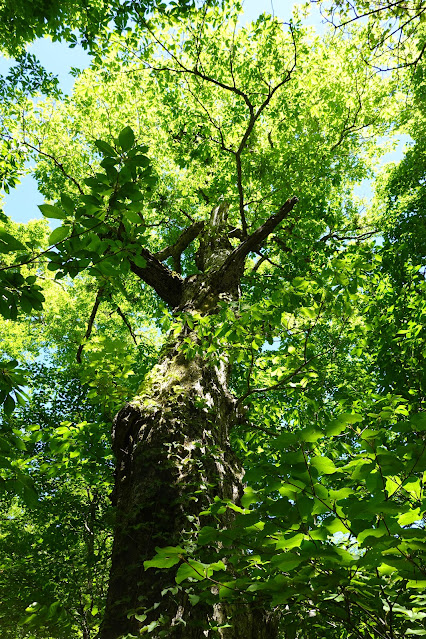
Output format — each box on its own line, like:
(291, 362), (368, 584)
(99, 198), (298, 639)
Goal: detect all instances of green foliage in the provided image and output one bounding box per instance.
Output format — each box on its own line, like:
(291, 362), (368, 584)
(36, 126), (155, 282)
(317, 0), (426, 68)
(0, 218), (46, 321)
(0, 0), (220, 56)
(0, 358), (27, 415)
(0, 218), (47, 417)
(0, 364), (114, 638)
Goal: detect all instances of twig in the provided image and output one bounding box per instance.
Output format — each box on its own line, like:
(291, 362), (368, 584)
(76, 287), (105, 363)
(115, 304), (138, 345)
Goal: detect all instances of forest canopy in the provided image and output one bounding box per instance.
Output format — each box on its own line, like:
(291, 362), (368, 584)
(0, 2), (425, 638)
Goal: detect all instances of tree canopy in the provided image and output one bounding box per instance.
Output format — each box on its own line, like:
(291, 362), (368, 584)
(0, 2), (425, 638)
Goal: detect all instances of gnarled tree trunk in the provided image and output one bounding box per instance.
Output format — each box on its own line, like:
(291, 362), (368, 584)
(99, 198), (298, 639)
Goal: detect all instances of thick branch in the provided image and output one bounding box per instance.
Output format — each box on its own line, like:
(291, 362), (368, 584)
(211, 196), (299, 292)
(129, 248), (183, 308)
(155, 221), (204, 273)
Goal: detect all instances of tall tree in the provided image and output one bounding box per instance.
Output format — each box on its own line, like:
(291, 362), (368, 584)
(19, 6), (391, 637)
(1, 3), (426, 639)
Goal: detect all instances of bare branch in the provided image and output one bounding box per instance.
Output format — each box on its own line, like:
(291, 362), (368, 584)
(237, 346), (332, 404)
(143, 24), (255, 114)
(0, 220), (104, 273)
(332, 0), (414, 29)
(319, 228), (378, 242)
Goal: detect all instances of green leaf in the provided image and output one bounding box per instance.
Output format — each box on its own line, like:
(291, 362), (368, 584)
(241, 486), (258, 508)
(271, 553), (303, 571)
(218, 582), (238, 599)
(123, 210), (143, 224)
(310, 455), (338, 474)
(47, 601), (61, 619)
(300, 427), (323, 442)
(397, 508), (422, 526)
(410, 414), (426, 431)
(358, 527), (387, 544)
(325, 413), (362, 436)
(0, 230), (26, 252)
(144, 555), (180, 570)
(131, 154), (150, 167)
(96, 260), (119, 276)
(206, 560), (226, 576)
(48, 225), (71, 245)
(323, 518), (349, 534)
(279, 481), (305, 497)
(134, 613), (146, 622)
(3, 394), (15, 415)
(38, 204), (67, 219)
(94, 140), (117, 156)
(60, 194), (75, 214)
(143, 546), (184, 570)
(118, 126), (135, 151)
(131, 254), (147, 268)
(275, 533), (305, 550)
(15, 390), (27, 406)
(407, 581), (426, 589)
(155, 545), (185, 555)
(197, 526), (217, 545)
(22, 613), (39, 626)
(175, 560), (206, 583)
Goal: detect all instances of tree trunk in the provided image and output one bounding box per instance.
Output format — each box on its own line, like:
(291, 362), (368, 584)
(99, 324), (278, 638)
(99, 199), (298, 639)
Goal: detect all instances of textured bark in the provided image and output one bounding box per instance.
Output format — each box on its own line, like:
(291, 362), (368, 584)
(99, 199), (299, 639)
(100, 337), (258, 637)
(100, 329), (279, 638)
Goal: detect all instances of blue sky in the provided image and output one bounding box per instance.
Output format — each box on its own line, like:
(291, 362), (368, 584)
(0, 0), (408, 225)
